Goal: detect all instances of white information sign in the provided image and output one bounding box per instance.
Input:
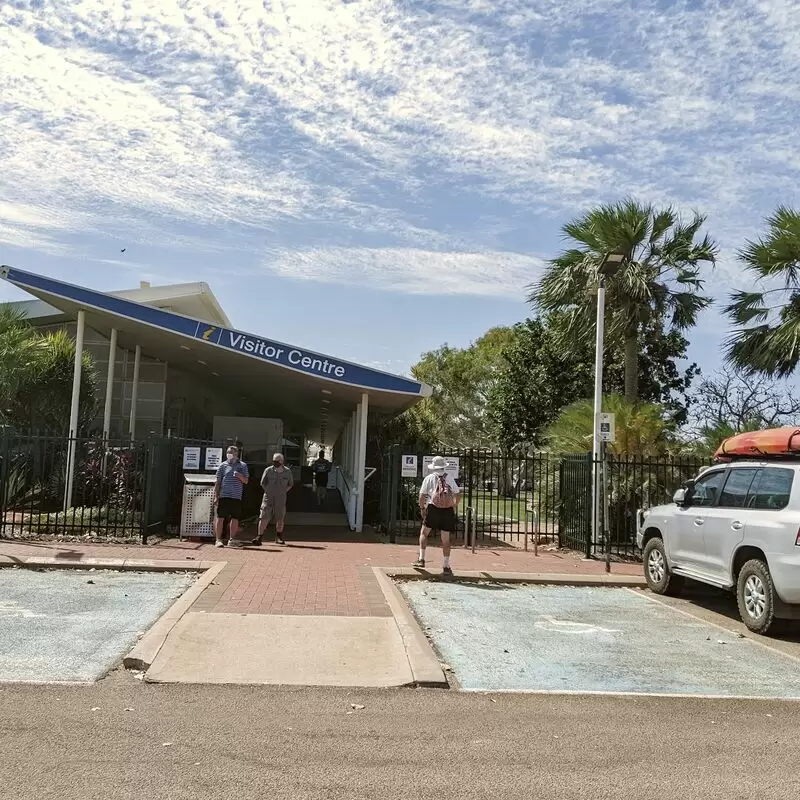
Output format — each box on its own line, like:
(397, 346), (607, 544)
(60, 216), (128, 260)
(182, 446), (201, 470)
(422, 456), (460, 478)
(598, 413), (616, 443)
(401, 455), (418, 478)
(205, 447), (224, 471)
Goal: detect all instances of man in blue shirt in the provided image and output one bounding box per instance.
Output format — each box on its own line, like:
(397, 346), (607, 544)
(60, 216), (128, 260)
(213, 445), (249, 548)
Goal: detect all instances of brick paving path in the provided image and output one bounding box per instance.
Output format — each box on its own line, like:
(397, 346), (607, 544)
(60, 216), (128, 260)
(0, 529), (641, 617)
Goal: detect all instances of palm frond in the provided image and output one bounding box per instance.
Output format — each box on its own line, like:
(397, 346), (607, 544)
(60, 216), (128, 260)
(669, 291), (711, 330)
(725, 322), (800, 378)
(725, 291), (771, 326)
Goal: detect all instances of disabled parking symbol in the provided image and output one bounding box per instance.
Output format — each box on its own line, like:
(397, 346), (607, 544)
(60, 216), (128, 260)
(534, 616), (620, 635)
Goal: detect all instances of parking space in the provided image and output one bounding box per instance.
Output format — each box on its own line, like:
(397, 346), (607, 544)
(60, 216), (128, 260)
(399, 582), (800, 697)
(0, 569), (196, 683)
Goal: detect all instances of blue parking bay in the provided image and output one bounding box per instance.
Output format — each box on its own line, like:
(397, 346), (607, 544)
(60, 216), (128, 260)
(399, 583), (800, 697)
(0, 569), (195, 682)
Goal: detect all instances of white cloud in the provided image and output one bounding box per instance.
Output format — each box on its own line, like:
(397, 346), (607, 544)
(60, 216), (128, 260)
(0, 0), (798, 296)
(269, 247), (544, 297)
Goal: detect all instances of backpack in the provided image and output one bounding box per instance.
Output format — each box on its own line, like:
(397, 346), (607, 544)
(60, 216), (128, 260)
(430, 474), (456, 509)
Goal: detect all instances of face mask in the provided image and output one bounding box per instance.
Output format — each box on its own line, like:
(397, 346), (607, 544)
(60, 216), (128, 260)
(227, 455), (236, 463)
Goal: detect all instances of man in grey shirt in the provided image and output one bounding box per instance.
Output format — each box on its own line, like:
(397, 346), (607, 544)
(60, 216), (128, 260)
(252, 452), (294, 546)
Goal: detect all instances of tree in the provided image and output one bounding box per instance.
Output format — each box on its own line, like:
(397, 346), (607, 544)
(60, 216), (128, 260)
(489, 312), (699, 450)
(407, 327), (515, 448)
(530, 199), (717, 403)
(0, 305), (98, 433)
(488, 316), (593, 450)
(725, 206), (800, 376)
(0, 305), (37, 421)
(685, 366), (800, 456)
(543, 394), (676, 458)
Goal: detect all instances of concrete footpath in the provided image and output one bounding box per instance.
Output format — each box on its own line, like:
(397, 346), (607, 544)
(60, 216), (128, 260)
(0, 533), (643, 687)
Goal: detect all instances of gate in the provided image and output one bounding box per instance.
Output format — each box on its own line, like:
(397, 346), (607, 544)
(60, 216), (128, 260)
(379, 447), (561, 547)
(142, 436), (173, 539)
(557, 454), (592, 556)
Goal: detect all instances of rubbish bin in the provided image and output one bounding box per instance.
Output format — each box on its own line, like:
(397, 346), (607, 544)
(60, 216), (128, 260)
(180, 473), (218, 540)
(300, 465), (314, 486)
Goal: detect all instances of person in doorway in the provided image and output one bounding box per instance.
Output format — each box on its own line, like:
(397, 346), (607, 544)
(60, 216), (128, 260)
(252, 452), (294, 546)
(213, 445), (249, 548)
(414, 455), (460, 576)
(312, 449), (332, 507)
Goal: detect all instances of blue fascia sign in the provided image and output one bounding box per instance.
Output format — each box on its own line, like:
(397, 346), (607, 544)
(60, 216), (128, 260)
(1, 266), (426, 396)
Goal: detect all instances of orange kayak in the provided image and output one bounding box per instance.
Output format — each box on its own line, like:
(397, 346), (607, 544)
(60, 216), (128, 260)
(714, 427), (800, 459)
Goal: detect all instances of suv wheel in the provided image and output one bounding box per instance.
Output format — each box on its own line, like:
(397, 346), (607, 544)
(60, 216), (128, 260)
(737, 559), (776, 634)
(643, 537), (684, 596)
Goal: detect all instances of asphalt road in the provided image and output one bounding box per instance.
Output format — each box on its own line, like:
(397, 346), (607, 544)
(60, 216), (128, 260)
(1, 672), (798, 799)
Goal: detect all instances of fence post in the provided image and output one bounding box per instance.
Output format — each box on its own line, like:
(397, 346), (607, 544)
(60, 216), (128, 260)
(602, 443), (611, 572)
(0, 431), (8, 535)
(141, 439), (153, 545)
(388, 444), (399, 544)
(585, 452), (592, 559)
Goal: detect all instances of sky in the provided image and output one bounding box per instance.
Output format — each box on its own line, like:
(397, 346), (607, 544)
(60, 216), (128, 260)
(1, 0), (799, 380)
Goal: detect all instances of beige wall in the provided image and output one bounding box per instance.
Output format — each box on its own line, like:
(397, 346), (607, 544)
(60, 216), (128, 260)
(40, 322), (166, 439)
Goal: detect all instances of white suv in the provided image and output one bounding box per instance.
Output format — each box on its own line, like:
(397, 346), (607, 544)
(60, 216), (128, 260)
(636, 460), (800, 634)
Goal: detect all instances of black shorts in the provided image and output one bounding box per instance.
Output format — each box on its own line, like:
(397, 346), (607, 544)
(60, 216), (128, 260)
(216, 497), (242, 521)
(424, 505), (456, 533)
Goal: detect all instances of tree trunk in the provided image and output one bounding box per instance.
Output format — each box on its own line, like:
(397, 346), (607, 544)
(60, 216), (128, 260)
(624, 332), (639, 403)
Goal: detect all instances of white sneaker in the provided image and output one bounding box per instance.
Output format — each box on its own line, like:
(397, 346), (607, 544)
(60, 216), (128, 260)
(215, 540), (225, 548)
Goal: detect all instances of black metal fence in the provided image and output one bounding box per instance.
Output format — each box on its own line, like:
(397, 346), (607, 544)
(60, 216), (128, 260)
(379, 446), (711, 558)
(0, 433), (149, 540)
(0, 432), (239, 542)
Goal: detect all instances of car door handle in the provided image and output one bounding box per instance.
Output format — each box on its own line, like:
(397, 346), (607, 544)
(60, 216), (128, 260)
(731, 521), (743, 531)
(694, 518), (705, 526)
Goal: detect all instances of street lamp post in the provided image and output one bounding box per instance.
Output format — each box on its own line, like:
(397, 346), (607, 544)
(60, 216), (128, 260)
(591, 251), (627, 555)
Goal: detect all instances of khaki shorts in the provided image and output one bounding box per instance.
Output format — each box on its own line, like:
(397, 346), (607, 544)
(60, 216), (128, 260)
(260, 494), (287, 523)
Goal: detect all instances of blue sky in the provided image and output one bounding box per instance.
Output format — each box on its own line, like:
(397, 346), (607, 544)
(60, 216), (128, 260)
(1, 0), (798, 379)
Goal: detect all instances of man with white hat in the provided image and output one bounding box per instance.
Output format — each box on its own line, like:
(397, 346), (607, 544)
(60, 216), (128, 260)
(414, 455), (461, 576)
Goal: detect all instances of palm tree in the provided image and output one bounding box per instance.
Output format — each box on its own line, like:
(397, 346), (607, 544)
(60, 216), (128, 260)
(0, 305), (36, 425)
(0, 304), (98, 433)
(529, 199), (717, 403)
(725, 206), (800, 376)
(543, 394), (675, 458)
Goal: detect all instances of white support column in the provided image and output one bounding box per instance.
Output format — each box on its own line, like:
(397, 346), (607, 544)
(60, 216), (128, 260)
(128, 344), (141, 439)
(345, 409), (359, 529)
(63, 310), (86, 512)
(347, 412), (357, 482)
(354, 392), (369, 533)
(102, 327), (118, 440)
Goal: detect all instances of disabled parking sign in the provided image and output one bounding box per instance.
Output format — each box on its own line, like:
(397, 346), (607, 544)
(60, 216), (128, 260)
(401, 455), (418, 478)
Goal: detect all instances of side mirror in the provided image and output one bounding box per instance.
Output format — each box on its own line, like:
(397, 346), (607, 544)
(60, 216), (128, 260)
(674, 480), (695, 507)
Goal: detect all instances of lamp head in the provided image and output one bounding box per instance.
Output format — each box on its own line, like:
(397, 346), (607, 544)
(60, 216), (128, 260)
(598, 251), (627, 277)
